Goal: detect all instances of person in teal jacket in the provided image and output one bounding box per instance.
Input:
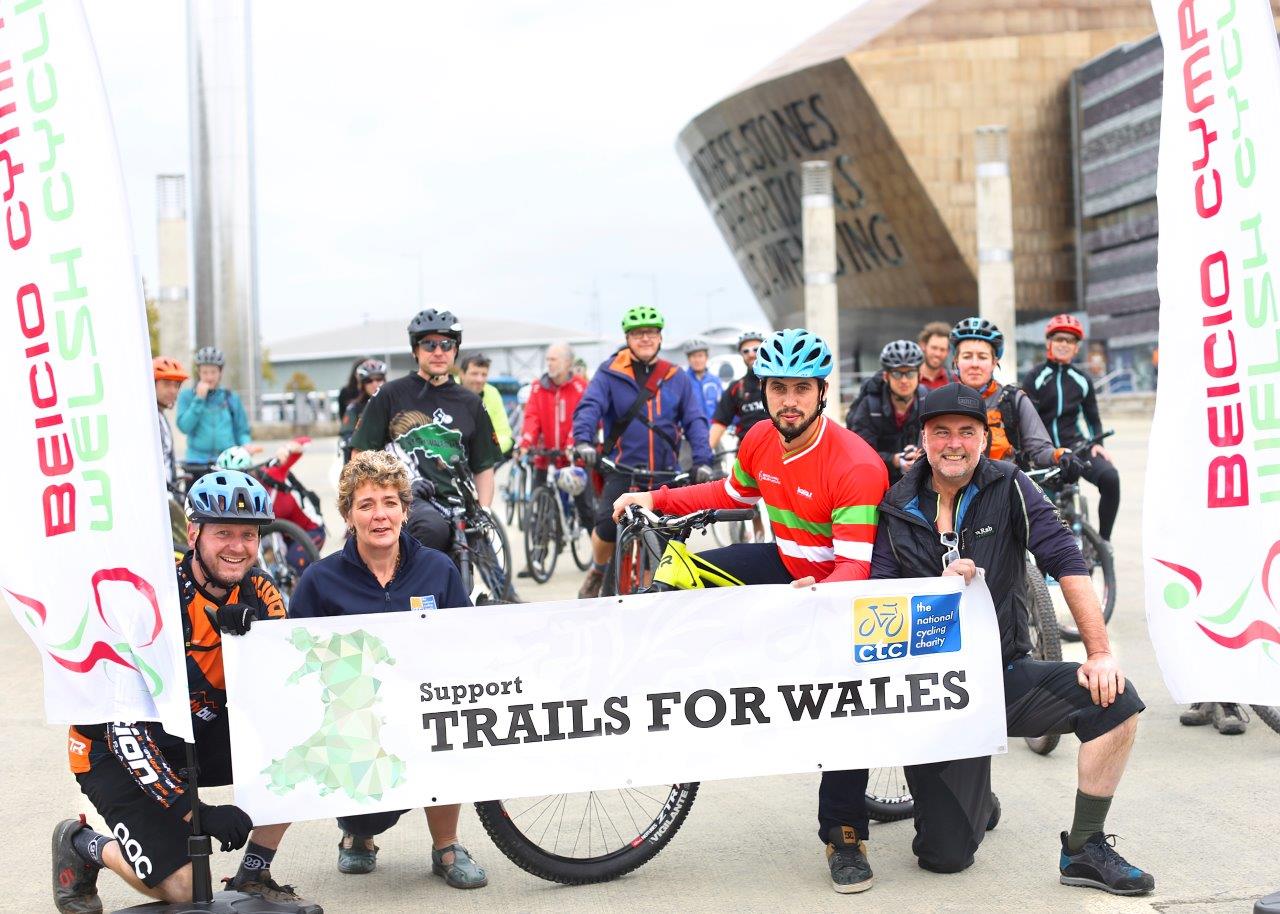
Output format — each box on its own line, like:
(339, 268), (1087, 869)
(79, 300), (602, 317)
(176, 347), (252, 464)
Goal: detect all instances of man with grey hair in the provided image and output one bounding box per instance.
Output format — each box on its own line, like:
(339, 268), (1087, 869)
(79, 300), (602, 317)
(517, 342), (592, 531)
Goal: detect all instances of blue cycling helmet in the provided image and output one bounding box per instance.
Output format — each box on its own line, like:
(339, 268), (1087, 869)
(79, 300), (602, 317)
(186, 470), (274, 525)
(753, 328), (833, 379)
(950, 317), (1004, 359)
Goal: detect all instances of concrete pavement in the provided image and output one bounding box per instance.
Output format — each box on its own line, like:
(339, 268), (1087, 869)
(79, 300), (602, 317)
(3, 415), (1277, 913)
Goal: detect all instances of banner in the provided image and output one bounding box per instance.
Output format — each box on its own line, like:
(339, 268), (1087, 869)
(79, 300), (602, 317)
(1146, 0), (1280, 703)
(0, 4), (192, 738)
(224, 578), (1006, 824)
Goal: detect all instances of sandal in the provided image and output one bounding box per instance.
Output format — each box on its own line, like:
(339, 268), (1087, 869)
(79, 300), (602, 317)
(431, 843), (488, 889)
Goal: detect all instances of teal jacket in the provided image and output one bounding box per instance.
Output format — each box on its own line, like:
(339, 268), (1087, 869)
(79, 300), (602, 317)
(176, 386), (251, 463)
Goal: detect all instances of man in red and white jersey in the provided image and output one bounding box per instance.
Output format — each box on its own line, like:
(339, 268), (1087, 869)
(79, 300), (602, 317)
(612, 326), (887, 585)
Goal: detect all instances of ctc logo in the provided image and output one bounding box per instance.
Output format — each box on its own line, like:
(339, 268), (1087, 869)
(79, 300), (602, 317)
(853, 596), (909, 663)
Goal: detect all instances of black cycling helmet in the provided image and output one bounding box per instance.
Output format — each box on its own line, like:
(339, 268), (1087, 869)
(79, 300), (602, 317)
(880, 340), (924, 370)
(408, 309), (462, 348)
(356, 358), (387, 381)
(950, 317), (1004, 359)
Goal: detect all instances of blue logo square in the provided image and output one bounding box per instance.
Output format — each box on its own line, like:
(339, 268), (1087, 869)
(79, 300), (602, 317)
(909, 593), (961, 655)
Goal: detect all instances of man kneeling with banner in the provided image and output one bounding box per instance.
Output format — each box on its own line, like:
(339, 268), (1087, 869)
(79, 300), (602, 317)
(52, 471), (321, 913)
(852, 384), (1152, 895)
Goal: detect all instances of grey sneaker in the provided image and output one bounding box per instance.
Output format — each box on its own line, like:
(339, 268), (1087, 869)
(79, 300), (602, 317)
(431, 843), (488, 889)
(52, 817), (102, 914)
(825, 825), (873, 894)
(1212, 702), (1248, 735)
(577, 567), (604, 600)
(1179, 703), (1213, 726)
(223, 868), (323, 913)
(337, 833), (378, 874)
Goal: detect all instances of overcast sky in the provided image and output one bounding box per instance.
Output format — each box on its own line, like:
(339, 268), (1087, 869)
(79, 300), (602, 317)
(84, 1), (858, 347)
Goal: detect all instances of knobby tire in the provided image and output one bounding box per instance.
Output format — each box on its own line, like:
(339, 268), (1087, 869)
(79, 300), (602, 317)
(1024, 558), (1062, 756)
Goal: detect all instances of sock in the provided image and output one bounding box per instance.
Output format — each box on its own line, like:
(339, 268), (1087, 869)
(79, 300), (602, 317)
(71, 828), (112, 867)
(236, 841), (276, 880)
(592, 561), (609, 573)
(1066, 790), (1113, 851)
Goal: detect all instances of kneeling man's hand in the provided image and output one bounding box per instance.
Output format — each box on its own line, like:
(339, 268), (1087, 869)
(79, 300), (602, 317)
(1078, 651), (1125, 708)
(942, 558), (977, 584)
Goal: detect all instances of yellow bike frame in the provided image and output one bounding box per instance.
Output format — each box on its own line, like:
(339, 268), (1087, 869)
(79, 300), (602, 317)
(649, 539), (747, 590)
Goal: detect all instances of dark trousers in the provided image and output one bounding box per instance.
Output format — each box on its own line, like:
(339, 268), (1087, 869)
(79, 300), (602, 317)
(337, 808), (409, 839)
(1081, 451), (1120, 541)
(407, 482), (452, 552)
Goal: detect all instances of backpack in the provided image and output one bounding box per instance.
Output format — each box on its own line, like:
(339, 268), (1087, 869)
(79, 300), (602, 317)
(985, 384), (1023, 465)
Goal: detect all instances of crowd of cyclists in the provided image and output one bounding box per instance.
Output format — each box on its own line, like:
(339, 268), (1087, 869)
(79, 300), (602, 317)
(55, 299), (1172, 914)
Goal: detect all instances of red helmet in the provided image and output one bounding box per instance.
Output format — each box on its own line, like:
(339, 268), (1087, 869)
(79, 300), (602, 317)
(1045, 314), (1084, 340)
(153, 356), (189, 382)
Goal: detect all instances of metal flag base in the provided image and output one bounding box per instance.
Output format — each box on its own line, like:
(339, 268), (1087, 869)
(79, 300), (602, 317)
(1255, 889), (1280, 914)
(112, 890), (315, 913)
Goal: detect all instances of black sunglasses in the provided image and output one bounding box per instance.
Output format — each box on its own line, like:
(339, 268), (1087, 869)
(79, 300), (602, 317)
(416, 339), (457, 352)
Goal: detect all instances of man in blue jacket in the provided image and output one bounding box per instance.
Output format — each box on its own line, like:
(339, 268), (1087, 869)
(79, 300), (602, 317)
(176, 347), (253, 464)
(681, 338), (723, 418)
(572, 306), (713, 598)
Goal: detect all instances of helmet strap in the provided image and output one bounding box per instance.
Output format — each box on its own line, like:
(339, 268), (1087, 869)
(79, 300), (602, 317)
(190, 526), (252, 594)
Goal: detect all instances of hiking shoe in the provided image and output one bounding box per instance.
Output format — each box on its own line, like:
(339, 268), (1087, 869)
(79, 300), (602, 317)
(577, 567), (604, 600)
(1059, 831), (1154, 896)
(431, 843), (488, 889)
(52, 817), (102, 914)
(1179, 702), (1213, 726)
(338, 833), (378, 874)
(825, 825), (873, 894)
(1213, 703), (1248, 735)
(223, 868), (323, 912)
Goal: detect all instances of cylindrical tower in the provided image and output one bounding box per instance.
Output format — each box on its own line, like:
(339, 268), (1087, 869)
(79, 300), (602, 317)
(187, 0), (261, 415)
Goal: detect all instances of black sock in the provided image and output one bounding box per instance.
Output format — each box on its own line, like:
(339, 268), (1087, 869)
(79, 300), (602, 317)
(71, 828), (113, 867)
(236, 841), (276, 879)
(1067, 790), (1113, 851)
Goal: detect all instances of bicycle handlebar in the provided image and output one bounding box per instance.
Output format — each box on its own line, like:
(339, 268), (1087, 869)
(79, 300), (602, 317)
(1027, 428), (1115, 485)
(599, 456), (689, 484)
(620, 504), (755, 532)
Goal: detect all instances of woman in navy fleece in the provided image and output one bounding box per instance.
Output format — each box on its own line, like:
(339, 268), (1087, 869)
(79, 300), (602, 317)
(290, 451), (487, 889)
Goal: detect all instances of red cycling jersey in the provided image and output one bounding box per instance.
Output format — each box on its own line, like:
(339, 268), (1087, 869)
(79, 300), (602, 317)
(652, 416), (888, 582)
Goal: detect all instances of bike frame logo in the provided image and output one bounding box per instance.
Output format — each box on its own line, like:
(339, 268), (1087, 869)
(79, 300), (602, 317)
(853, 596), (908, 662)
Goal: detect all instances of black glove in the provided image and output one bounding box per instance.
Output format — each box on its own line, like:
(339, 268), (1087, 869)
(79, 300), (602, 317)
(573, 442), (597, 468)
(207, 603), (255, 636)
(1057, 453), (1084, 484)
(693, 464), (714, 484)
(199, 802), (253, 852)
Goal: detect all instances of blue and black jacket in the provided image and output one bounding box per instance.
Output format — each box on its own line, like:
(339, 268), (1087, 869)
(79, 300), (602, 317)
(1021, 360), (1103, 449)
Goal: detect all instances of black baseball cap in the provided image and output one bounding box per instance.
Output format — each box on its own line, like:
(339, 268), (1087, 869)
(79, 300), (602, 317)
(918, 383), (988, 425)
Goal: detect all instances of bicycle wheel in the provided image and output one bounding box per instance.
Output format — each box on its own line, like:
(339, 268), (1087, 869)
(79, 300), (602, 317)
(472, 510), (517, 603)
(503, 465), (518, 526)
(523, 487), (560, 584)
(1052, 524), (1116, 642)
(1252, 705), (1280, 735)
(1024, 558), (1062, 756)
(568, 510), (592, 572)
(257, 519), (320, 610)
(865, 766), (913, 822)
(609, 528), (655, 596)
(474, 782), (699, 885)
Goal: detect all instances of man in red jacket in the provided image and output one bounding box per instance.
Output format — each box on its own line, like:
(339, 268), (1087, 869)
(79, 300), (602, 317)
(516, 343), (593, 524)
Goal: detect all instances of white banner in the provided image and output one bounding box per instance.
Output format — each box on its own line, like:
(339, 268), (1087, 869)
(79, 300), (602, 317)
(1146, 0), (1280, 703)
(0, 4), (192, 738)
(224, 578), (1006, 825)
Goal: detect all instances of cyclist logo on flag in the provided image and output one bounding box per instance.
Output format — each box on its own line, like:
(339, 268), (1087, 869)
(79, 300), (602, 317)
(1152, 538), (1280, 659)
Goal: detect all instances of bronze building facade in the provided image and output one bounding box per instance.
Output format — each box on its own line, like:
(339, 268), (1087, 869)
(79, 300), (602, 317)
(677, 0), (1162, 371)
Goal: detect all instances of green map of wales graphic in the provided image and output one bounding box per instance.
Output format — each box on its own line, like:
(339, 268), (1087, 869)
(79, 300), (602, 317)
(394, 413), (465, 495)
(264, 628), (407, 802)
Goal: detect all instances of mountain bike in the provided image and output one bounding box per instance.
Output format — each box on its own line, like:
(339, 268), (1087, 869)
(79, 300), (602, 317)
(521, 448), (592, 583)
(597, 458), (689, 597)
(474, 505), (904, 885)
(501, 453), (534, 530)
(1026, 430), (1117, 642)
(431, 455), (518, 604)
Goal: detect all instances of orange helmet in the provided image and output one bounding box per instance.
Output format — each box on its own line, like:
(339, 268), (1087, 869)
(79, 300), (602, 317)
(1045, 314), (1084, 340)
(153, 356), (190, 382)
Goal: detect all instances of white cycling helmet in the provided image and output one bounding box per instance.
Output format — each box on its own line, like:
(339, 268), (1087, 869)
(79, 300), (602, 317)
(215, 446), (254, 471)
(556, 465), (588, 497)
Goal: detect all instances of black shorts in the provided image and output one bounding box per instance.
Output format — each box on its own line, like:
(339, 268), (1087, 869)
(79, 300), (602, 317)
(74, 721), (233, 888)
(1003, 654), (1145, 742)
